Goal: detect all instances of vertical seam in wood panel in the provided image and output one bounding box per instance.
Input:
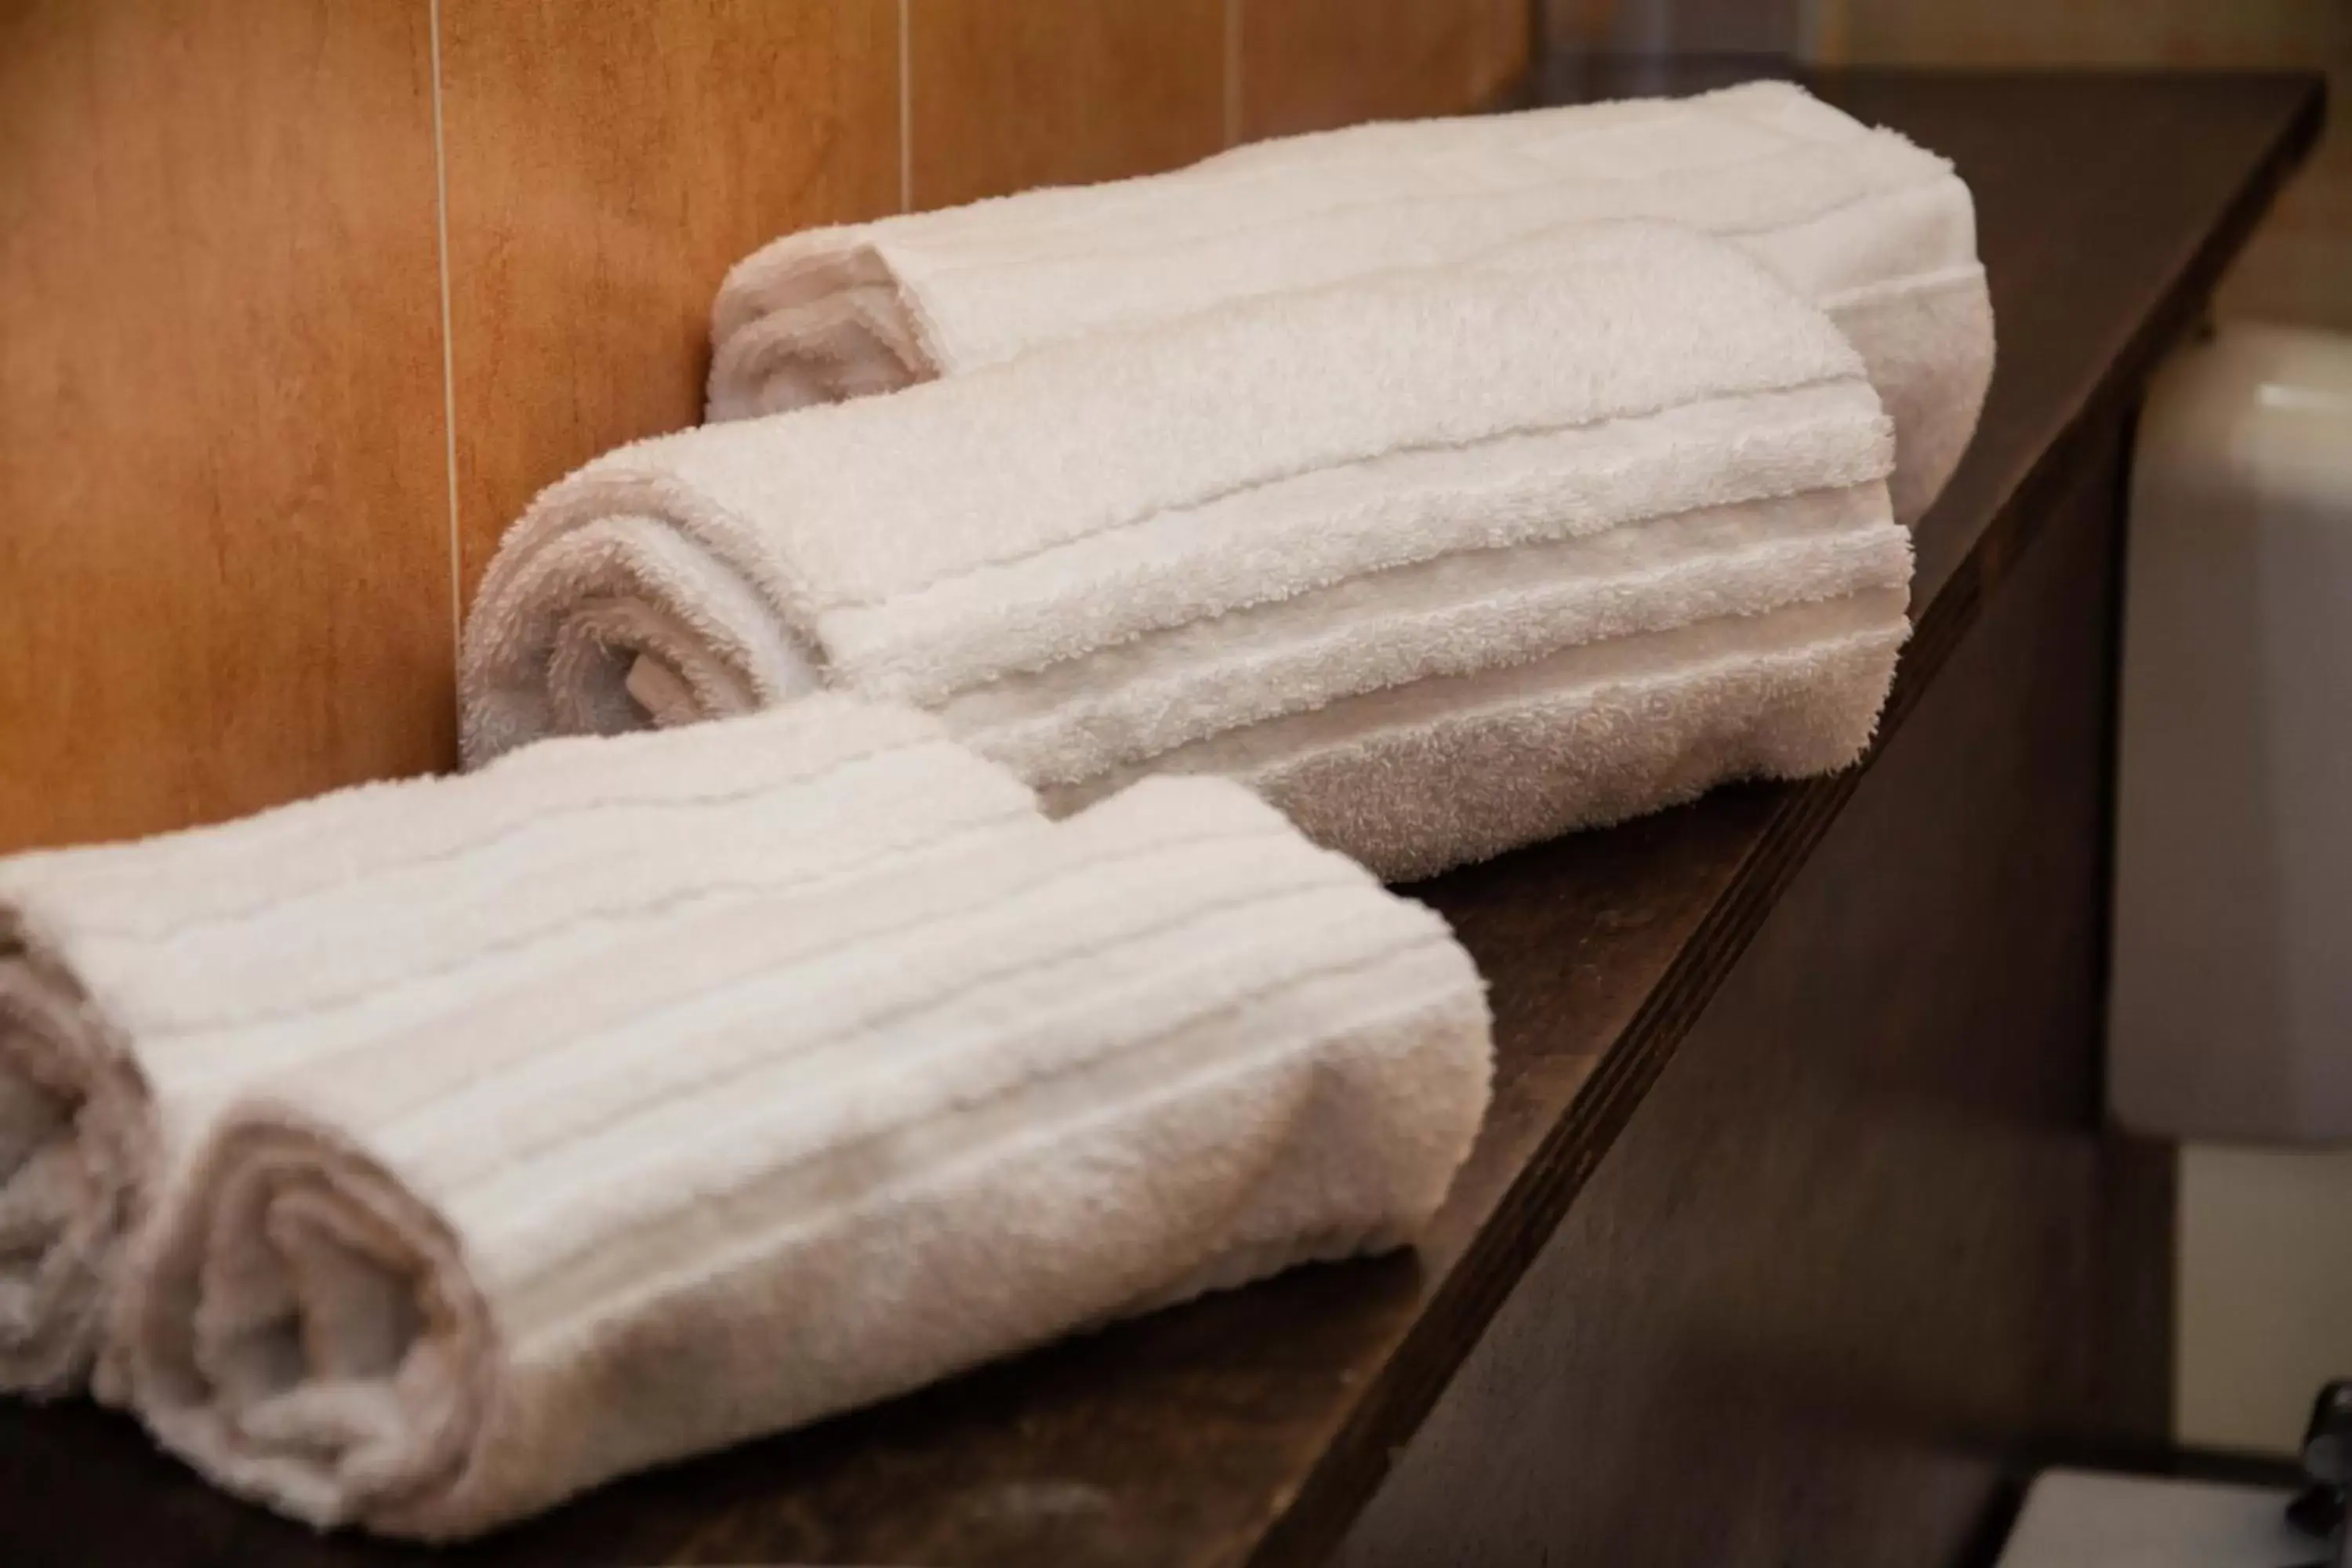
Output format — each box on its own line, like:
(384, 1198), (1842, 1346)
(896, 0), (913, 212)
(1469, 5), (1489, 103)
(1223, 0), (1243, 147)
(427, 0), (463, 657)
(2171, 1142), (2193, 1443)
(1798, 0), (1842, 63)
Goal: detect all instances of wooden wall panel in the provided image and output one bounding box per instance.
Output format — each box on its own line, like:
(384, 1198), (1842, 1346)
(1490, 1), (1539, 107)
(1544, 0), (1799, 56)
(909, 0), (1227, 209)
(0, 0), (456, 854)
(1, 0), (1525, 856)
(1241, 0), (1530, 140)
(437, 0), (901, 596)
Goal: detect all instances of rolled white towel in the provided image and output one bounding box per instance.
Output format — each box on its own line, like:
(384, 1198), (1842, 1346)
(0, 697), (1039, 1399)
(118, 775), (1494, 1538)
(709, 79), (1993, 526)
(467, 221), (1913, 880)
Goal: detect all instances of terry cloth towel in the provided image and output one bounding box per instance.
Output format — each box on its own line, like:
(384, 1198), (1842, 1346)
(0, 697), (1039, 1400)
(465, 222), (1914, 882)
(118, 775), (1493, 1538)
(707, 78), (1992, 527)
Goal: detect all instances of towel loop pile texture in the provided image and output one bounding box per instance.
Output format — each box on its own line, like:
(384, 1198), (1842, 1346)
(111, 769), (1490, 1537)
(707, 79), (1992, 528)
(0, 699), (1040, 1398)
(467, 220), (1915, 880)
(0, 699), (1490, 1538)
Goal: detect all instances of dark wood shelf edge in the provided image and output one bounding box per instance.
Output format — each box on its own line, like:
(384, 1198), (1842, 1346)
(1245, 68), (2328, 1568)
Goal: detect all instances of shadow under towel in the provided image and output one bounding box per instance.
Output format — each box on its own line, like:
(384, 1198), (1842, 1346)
(708, 79), (1991, 527)
(0, 699), (1039, 1399)
(466, 222), (1913, 881)
(118, 776), (1493, 1539)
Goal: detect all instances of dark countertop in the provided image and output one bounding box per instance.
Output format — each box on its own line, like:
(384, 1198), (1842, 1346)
(0, 64), (2325, 1568)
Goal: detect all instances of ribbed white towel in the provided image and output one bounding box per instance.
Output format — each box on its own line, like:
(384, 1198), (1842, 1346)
(708, 79), (1992, 526)
(0, 697), (1038, 1399)
(118, 775), (1492, 1537)
(466, 222), (1913, 881)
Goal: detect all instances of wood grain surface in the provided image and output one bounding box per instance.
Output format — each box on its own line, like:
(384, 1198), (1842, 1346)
(0, 0), (454, 852)
(1, 0), (1530, 860)
(909, 0), (1227, 209)
(437, 0), (900, 597)
(1241, 0), (1531, 138)
(0, 64), (2325, 1568)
